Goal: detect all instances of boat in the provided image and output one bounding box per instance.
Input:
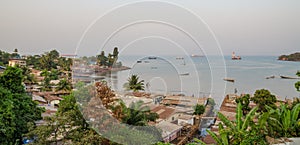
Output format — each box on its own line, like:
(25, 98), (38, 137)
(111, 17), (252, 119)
(266, 75), (275, 79)
(148, 57), (157, 60)
(137, 60), (142, 63)
(191, 54), (203, 57)
(231, 52), (241, 60)
(280, 75), (300, 79)
(180, 72), (189, 76)
(224, 78), (235, 83)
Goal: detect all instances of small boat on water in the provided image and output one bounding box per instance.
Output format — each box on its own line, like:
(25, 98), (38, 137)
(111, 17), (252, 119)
(280, 75), (300, 79)
(224, 78), (235, 83)
(148, 57), (157, 60)
(180, 72), (189, 76)
(231, 52), (241, 60)
(191, 54), (203, 57)
(266, 75), (275, 79)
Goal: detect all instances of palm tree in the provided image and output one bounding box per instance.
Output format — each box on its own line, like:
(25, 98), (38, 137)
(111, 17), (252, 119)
(109, 100), (128, 121)
(122, 100), (149, 126)
(123, 74), (145, 92)
(56, 78), (72, 92)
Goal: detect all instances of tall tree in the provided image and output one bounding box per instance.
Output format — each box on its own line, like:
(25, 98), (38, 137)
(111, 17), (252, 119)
(20, 66), (36, 84)
(251, 89), (277, 112)
(39, 49), (60, 70)
(40, 70), (52, 91)
(112, 47), (119, 63)
(97, 51), (108, 66)
(0, 67), (43, 144)
(123, 75), (145, 92)
(0, 86), (16, 144)
(26, 55), (41, 69)
(0, 50), (11, 65)
(27, 94), (103, 144)
(56, 78), (72, 92)
(107, 53), (114, 67)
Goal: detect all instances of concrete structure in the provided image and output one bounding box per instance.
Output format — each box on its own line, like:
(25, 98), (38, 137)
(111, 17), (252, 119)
(156, 121), (183, 143)
(0, 66), (5, 73)
(8, 58), (26, 67)
(32, 94), (47, 104)
(161, 95), (207, 107)
(151, 105), (176, 122)
(178, 114), (194, 126)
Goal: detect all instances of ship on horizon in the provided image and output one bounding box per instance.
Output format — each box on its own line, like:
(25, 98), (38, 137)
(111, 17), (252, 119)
(231, 51), (241, 60)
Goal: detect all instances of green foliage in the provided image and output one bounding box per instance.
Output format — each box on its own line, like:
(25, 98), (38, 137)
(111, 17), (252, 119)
(0, 67), (43, 144)
(39, 49), (60, 70)
(40, 70), (52, 91)
(209, 103), (267, 145)
(251, 89), (276, 112)
(96, 47), (119, 67)
(58, 57), (73, 71)
(186, 138), (207, 145)
(27, 94), (103, 144)
(278, 52), (300, 61)
(0, 87), (16, 144)
(207, 98), (215, 106)
(155, 142), (172, 145)
(295, 71), (300, 92)
(73, 81), (93, 107)
(20, 66), (36, 84)
(121, 100), (157, 126)
(194, 104), (205, 115)
(110, 100), (159, 126)
(123, 74), (145, 92)
(0, 66), (24, 93)
(97, 51), (108, 66)
(56, 78), (72, 92)
(295, 81), (300, 92)
(0, 50), (12, 65)
(235, 94), (251, 115)
(26, 55), (41, 69)
(266, 103), (300, 138)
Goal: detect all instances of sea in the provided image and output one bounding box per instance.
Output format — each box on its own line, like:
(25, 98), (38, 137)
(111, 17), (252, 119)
(91, 55), (300, 107)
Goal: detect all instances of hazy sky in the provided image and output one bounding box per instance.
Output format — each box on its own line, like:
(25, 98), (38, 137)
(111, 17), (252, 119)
(0, 0), (299, 56)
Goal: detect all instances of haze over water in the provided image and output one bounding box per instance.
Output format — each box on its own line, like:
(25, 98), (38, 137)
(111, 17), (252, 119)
(105, 55), (299, 106)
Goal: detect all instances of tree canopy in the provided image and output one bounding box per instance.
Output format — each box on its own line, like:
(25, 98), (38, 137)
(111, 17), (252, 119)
(27, 94), (103, 144)
(0, 67), (43, 144)
(251, 89), (277, 112)
(193, 104), (205, 115)
(123, 74), (145, 92)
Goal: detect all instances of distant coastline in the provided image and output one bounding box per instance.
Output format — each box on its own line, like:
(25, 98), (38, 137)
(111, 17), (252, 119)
(278, 52), (300, 61)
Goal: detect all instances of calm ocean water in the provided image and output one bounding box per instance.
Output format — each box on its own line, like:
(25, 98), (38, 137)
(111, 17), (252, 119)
(103, 55), (299, 106)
